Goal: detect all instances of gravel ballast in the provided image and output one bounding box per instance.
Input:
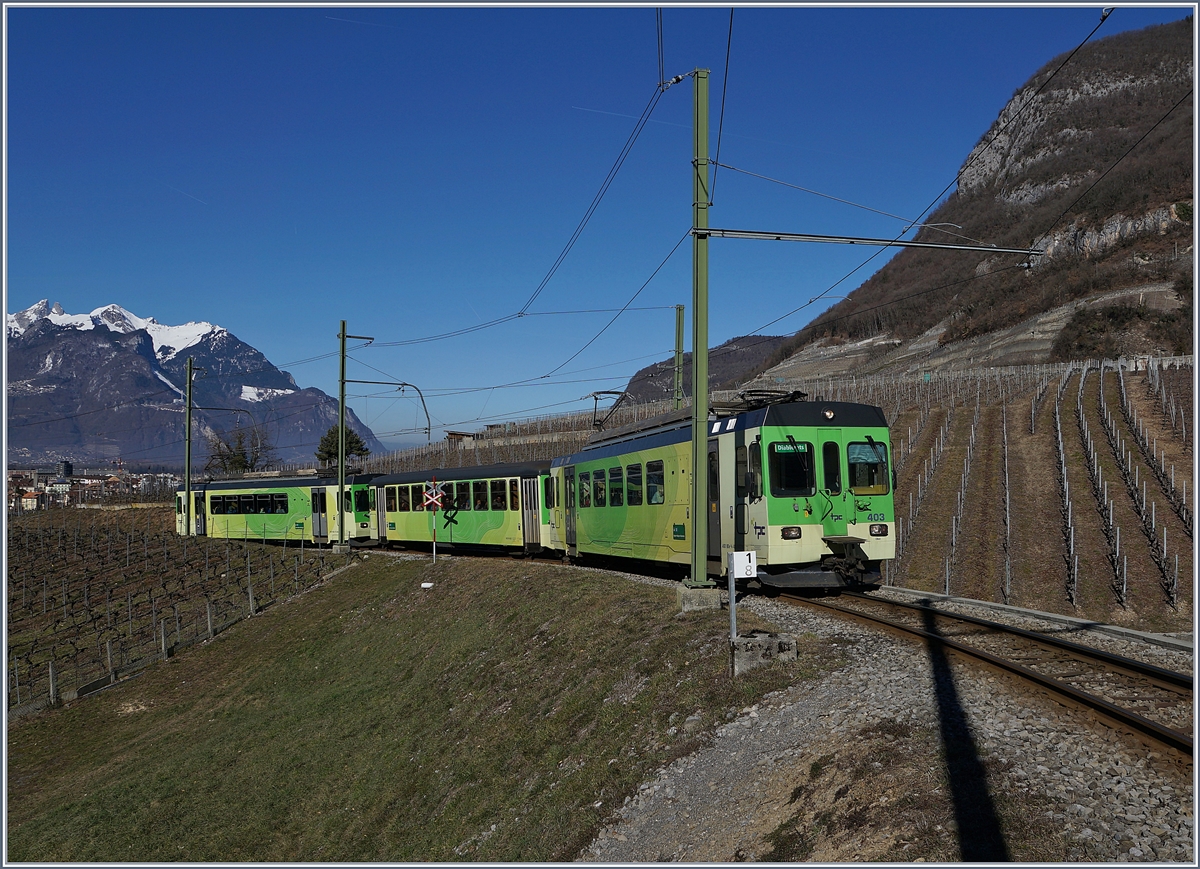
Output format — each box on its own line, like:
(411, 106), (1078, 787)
(581, 581), (1195, 863)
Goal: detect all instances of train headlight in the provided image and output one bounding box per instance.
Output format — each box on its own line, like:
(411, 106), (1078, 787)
(869, 524), (889, 537)
(781, 526), (802, 540)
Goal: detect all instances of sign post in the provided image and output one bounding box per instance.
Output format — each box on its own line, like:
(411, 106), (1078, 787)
(424, 479), (445, 563)
(727, 550), (757, 654)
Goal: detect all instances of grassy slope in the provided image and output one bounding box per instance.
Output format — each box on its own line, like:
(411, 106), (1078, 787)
(7, 555), (811, 862)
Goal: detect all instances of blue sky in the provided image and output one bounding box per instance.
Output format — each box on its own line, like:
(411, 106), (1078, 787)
(5, 3), (1193, 449)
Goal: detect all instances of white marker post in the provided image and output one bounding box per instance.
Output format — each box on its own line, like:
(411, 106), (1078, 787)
(727, 551), (757, 657)
(424, 479), (444, 564)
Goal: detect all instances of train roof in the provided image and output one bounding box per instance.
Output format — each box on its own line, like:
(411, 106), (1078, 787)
(554, 398), (887, 467)
(175, 474), (377, 493)
(373, 460), (552, 486)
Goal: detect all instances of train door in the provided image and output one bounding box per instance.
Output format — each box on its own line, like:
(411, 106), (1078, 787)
(311, 488), (327, 539)
(818, 429), (850, 538)
(194, 492), (207, 536)
(521, 478), (540, 550)
(564, 466), (577, 555)
(367, 486), (378, 540)
(707, 439), (721, 564)
(372, 485), (386, 541)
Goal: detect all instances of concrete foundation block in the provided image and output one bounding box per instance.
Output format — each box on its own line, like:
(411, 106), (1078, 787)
(677, 586), (721, 613)
(732, 630), (797, 676)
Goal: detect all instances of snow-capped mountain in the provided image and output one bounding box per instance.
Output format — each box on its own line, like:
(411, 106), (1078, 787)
(7, 301), (217, 365)
(6, 300), (383, 468)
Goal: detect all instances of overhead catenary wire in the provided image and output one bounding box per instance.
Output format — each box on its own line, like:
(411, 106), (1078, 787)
(712, 162), (988, 246)
(347, 349), (671, 398)
(691, 10), (1123, 360)
(902, 8), (1118, 240)
(1033, 86), (1194, 246)
(656, 7), (665, 89)
(517, 83), (668, 315)
(539, 227), (691, 379)
(710, 8), (734, 204)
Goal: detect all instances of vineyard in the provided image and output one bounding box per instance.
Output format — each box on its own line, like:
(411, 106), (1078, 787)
(6, 356), (1193, 711)
(6, 506), (358, 712)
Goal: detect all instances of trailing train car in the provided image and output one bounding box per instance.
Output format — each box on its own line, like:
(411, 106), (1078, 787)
(174, 474), (380, 545)
(373, 462), (551, 553)
(549, 395), (895, 588)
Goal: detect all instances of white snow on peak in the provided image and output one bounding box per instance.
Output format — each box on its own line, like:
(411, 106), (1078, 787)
(241, 385), (296, 402)
(7, 300), (223, 361)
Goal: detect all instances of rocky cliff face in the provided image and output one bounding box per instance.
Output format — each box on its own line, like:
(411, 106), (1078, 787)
(772, 17), (1193, 363)
(6, 301), (383, 468)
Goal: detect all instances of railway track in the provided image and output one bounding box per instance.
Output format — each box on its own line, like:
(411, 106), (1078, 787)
(781, 590), (1193, 757)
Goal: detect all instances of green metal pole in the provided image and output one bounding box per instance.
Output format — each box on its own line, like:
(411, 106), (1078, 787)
(185, 356), (193, 536)
(689, 68), (712, 588)
(338, 320), (347, 550)
(673, 304), (685, 411)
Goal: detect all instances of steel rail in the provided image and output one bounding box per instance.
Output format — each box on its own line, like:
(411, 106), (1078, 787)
(789, 595), (1193, 757)
(847, 592), (1193, 693)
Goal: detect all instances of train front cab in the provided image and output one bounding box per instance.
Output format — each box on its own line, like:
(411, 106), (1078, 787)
(718, 401), (895, 588)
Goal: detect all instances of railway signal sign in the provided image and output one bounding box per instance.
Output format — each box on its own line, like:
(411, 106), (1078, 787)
(423, 482), (445, 511)
(426, 479), (446, 564)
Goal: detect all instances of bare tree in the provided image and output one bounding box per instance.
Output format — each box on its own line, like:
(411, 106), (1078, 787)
(204, 424), (276, 476)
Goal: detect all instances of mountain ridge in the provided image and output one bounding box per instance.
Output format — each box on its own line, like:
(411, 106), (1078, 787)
(742, 17), (1193, 385)
(6, 300), (383, 469)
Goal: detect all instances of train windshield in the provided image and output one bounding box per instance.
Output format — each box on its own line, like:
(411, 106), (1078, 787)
(768, 441), (815, 498)
(354, 488), (371, 513)
(847, 442), (889, 495)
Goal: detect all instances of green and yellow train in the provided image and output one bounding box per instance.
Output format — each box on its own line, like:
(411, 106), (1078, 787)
(174, 474), (381, 545)
(176, 395), (895, 588)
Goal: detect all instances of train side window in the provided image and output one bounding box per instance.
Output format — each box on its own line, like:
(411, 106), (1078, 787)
(273, 493), (289, 514)
(608, 467), (623, 507)
(736, 446), (748, 498)
(543, 476), (556, 509)
(473, 480), (489, 511)
(748, 441), (762, 499)
(491, 479), (507, 511)
(240, 494), (256, 514)
(255, 493), (271, 514)
(455, 482), (472, 511)
(768, 442), (815, 498)
(209, 496), (221, 515)
(397, 486), (410, 512)
(411, 484), (425, 512)
(510, 479), (519, 511)
(821, 442), (842, 495)
(593, 470), (606, 507)
(176, 496), (183, 515)
(646, 460), (665, 505)
(385, 486), (396, 512)
(579, 472), (591, 507)
(847, 442), (889, 495)
(626, 463), (642, 506)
